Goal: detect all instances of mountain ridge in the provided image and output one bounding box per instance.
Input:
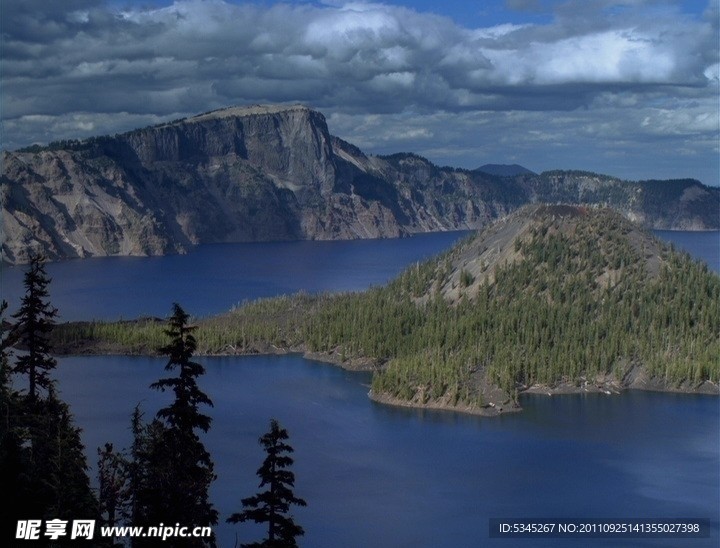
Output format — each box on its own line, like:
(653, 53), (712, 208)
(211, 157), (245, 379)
(3, 104), (718, 264)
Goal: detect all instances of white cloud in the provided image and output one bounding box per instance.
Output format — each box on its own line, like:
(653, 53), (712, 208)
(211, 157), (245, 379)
(705, 63), (720, 82)
(640, 104), (720, 135)
(1, 0), (717, 184)
(4, 0), (715, 112)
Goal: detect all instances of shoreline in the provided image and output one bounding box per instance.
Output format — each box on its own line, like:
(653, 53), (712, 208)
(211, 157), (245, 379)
(370, 380), (720, 417)
(368, 390), (520, 417)
(53, 344), (719, 416)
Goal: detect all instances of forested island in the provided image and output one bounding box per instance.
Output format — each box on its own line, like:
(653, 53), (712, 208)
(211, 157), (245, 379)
(51, 205), (719, 415)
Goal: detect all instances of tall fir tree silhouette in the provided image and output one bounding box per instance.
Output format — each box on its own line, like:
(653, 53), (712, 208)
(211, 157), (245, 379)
(3, 262), (98, 545)
(133, 303), (217, 547)
(228, 419), (307, 548)
(0, 300), (25, 542)
(11, 254), (58, 402)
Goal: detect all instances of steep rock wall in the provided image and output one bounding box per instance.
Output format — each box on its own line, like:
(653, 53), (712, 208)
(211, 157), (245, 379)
(2, 105), (718, 264)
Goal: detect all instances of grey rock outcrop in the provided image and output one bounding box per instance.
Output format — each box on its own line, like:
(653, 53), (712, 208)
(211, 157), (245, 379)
(2, 104), (718, 264)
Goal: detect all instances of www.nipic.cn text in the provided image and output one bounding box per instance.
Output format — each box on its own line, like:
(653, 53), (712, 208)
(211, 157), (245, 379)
(16, 520), (213, 542)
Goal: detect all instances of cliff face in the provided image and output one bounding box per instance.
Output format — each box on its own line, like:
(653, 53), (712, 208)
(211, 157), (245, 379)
(1, 106), (403, 264)
(524, 171), (720, 230)
(2, 105), (718, 264)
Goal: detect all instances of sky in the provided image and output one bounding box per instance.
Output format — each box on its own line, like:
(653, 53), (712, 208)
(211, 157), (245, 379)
(2, 0), (718, 185)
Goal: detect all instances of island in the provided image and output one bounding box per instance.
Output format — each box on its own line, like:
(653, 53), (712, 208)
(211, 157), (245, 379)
(52, 204), (720, 416)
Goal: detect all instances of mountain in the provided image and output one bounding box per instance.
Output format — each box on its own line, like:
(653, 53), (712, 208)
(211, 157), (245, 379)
(304, 204), (719, 412)
(54, 204), (719, 415)
(475, 163), (536, 176)
(2, 105), (718, 264)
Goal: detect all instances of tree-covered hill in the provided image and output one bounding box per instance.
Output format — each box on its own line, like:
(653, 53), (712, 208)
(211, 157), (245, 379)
(53, 205), (720, 415)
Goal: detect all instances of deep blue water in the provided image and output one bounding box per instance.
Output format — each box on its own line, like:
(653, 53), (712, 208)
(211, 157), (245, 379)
(2, 230), (719, 547)
(654, 230), (719, 271)
(2, 230), (717, 322)
(55, 355), (719, 548)
(1, 232), (469, 321)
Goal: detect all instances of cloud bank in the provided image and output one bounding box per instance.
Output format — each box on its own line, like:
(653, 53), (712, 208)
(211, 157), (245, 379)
(2, 0), (718, 183)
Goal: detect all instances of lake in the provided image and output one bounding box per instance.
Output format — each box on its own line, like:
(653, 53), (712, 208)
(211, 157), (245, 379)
(1, 231), (469, 321)
(1, 230), (718, 321)
(56, 354), (718, 548)
(2, 229), (719, 547)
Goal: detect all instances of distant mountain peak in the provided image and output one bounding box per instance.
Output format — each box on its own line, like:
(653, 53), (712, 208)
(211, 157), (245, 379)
(475, 164), (536, 177)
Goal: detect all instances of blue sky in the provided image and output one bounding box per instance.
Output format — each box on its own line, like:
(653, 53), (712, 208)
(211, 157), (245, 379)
(110, 0), (711, 26)
(2, 0), (718, 184)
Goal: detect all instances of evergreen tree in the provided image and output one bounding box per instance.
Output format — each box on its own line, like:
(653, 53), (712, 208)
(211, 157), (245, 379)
(127, 410), (171, 547)
(228, 419), (307, 548)
(124, 405), (166, 545)
(134, 303), (217, 547)
(4, 263), (98, 545)
(4, 388), (98, 545)
(39, 389), (98, 521)
(0, 300), (28, 543)
(11, 254), (58, 402)
(98, 442), (129, 545)
(127, 405), (147, 528)
(152, 304), (213, 435)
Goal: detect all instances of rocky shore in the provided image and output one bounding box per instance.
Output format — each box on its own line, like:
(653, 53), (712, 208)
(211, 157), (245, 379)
(52, 337), (718, 417)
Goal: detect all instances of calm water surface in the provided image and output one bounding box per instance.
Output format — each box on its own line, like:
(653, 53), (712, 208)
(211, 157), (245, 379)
(2, 230), (719, 547)
(55, 355), (718, 548)
(1, 231), (469, 321)
(1, 230), (717, 321)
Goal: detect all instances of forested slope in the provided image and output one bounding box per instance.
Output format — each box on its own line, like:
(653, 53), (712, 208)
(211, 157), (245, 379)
(53, 205), (720, 414)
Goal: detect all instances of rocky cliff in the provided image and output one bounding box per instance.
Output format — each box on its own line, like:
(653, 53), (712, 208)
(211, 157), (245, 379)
(2, 104), (718, 263)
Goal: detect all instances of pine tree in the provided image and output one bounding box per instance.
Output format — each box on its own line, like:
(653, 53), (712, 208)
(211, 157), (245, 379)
(0, 300), (28, 543)
(135, 303), (217, 546)
(11, 254), (58, 402)
(152, 304), (213, 435)
(98, 442), (129, 540)
(5, 263), (98, 545)
(125, 406), (167, 543)
(127, 405), (147, 528)
(40, 390), (98, 521)
(228, 419), (307, 548)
